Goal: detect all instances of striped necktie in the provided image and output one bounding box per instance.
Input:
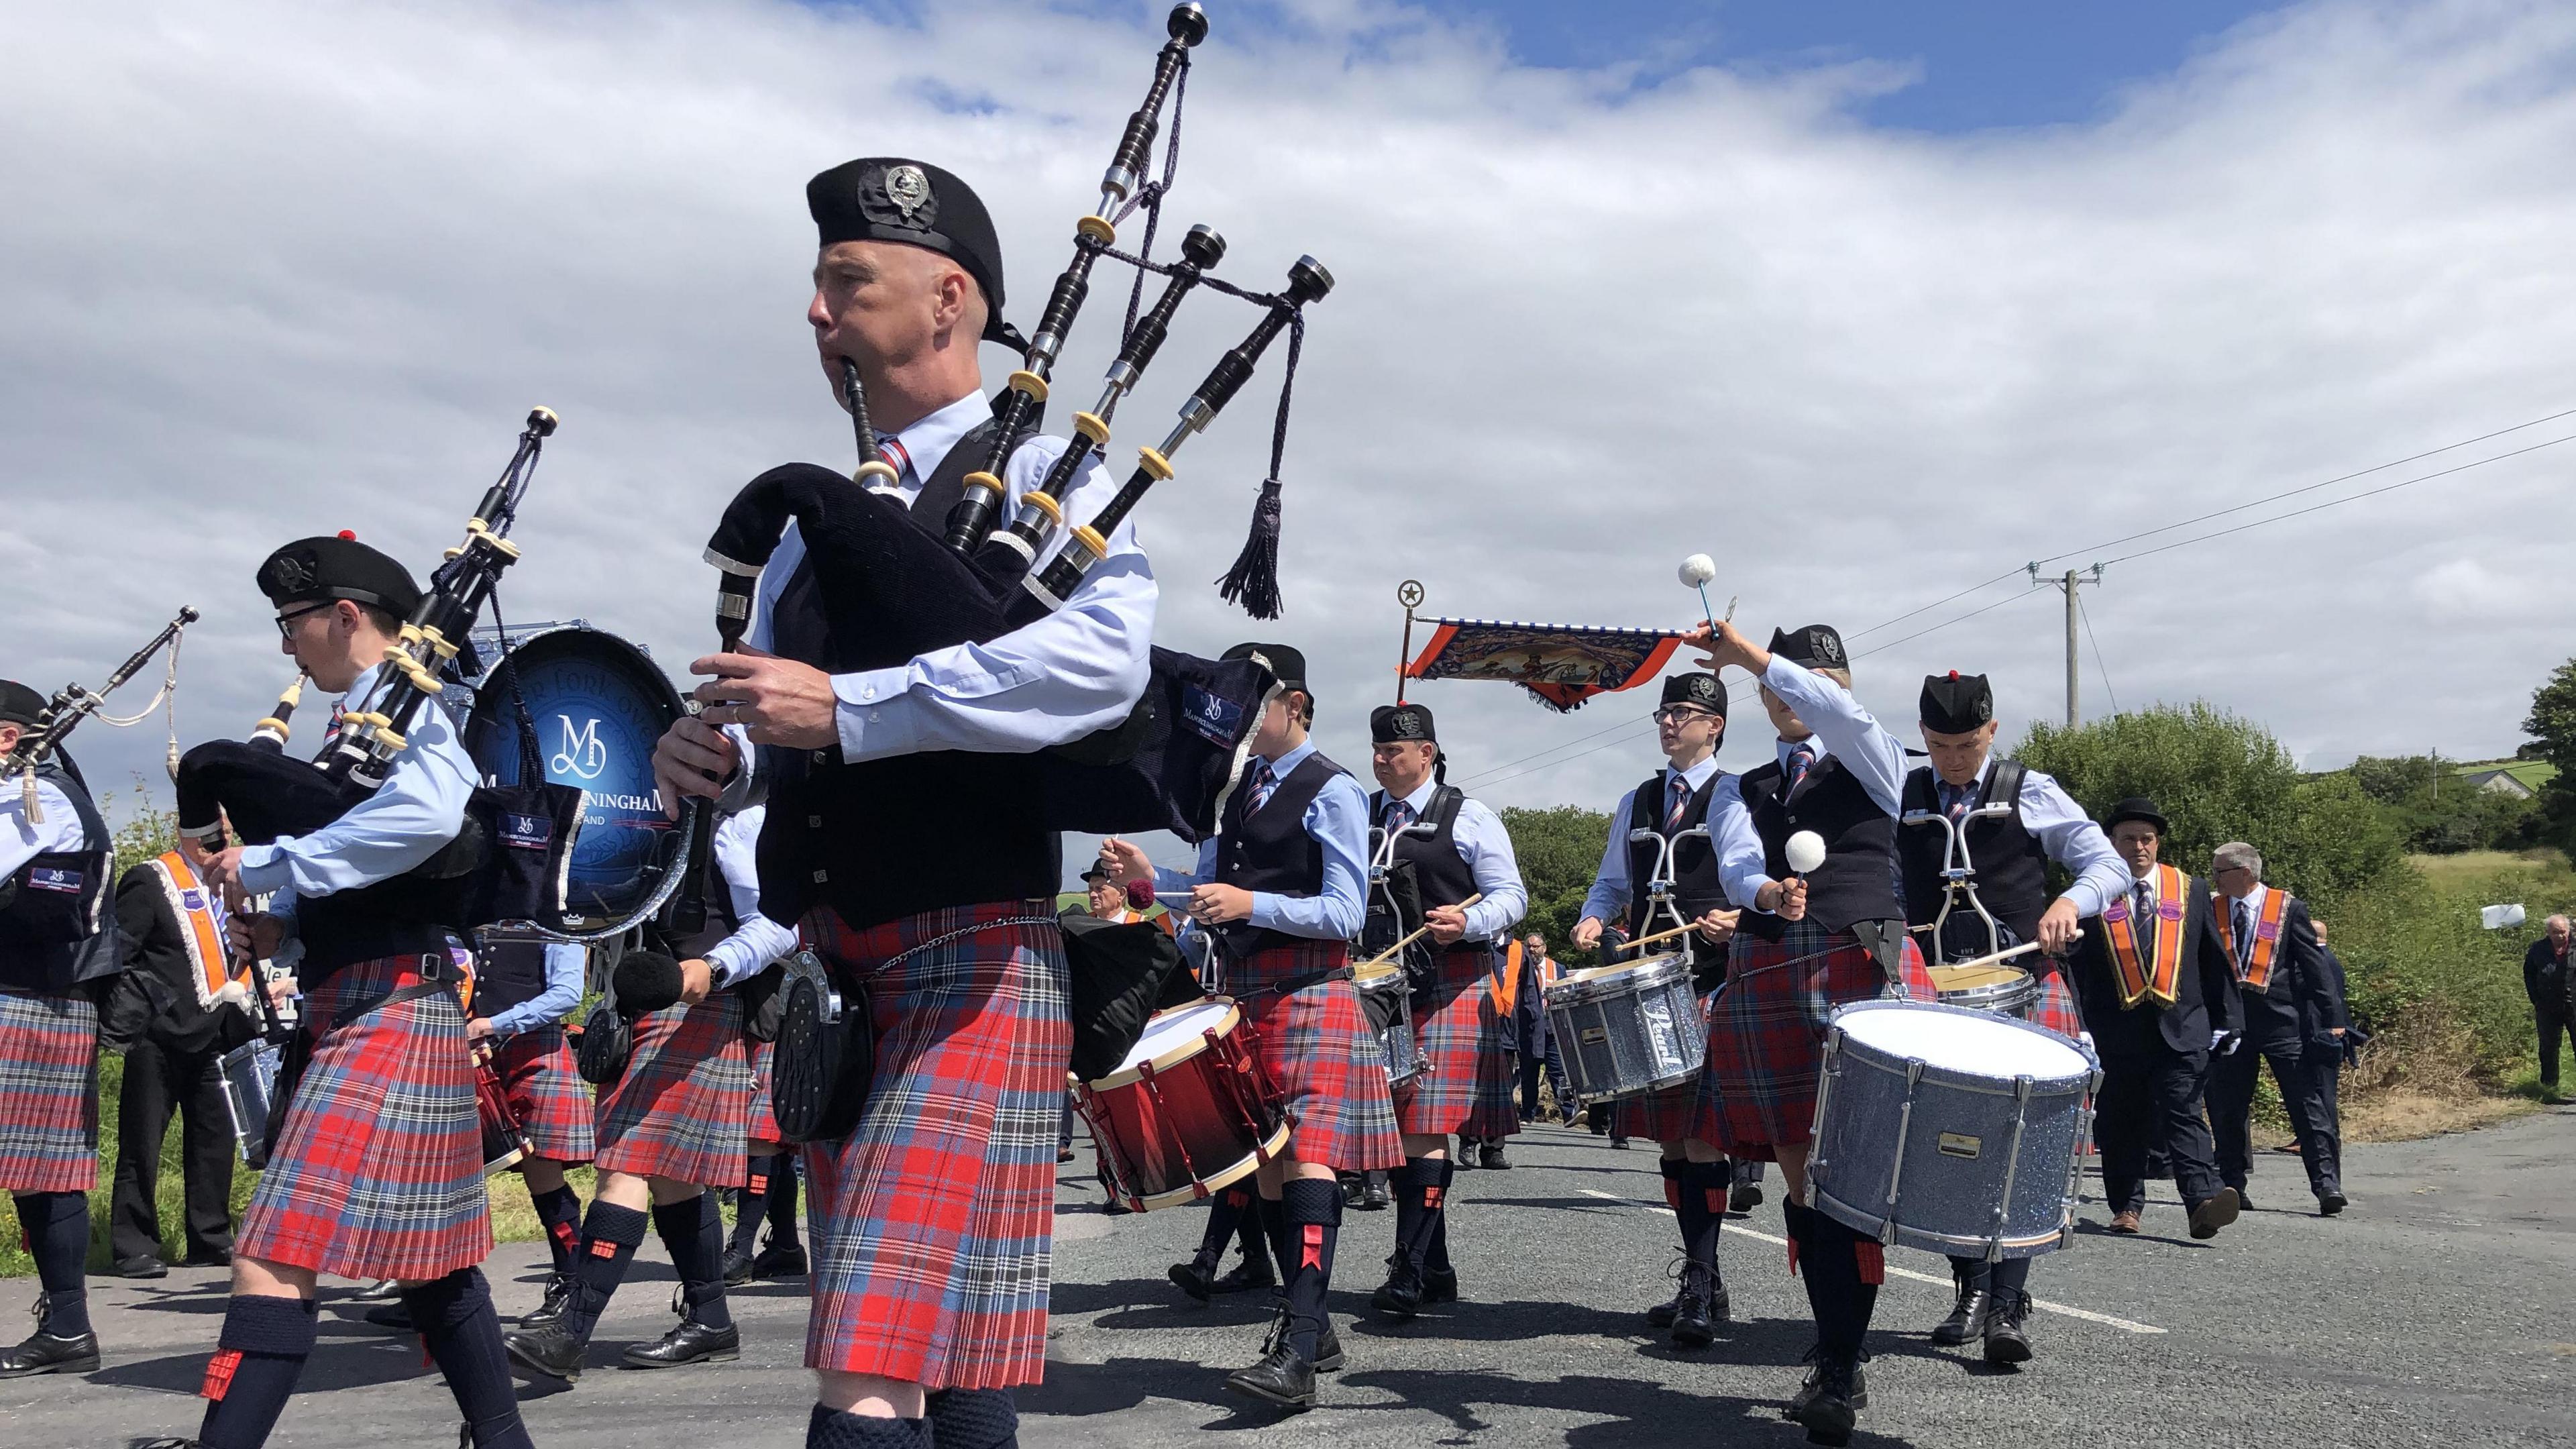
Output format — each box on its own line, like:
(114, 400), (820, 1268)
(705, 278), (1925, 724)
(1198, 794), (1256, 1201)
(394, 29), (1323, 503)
(1244, 757), (1278, 816)
(1387, 799), (1416, 831)
(2234, 899), (2255, 973)
(876, 433), (915, 489)
(2133, 879), (2157, 960)
(1664, 772), (1690, 831)
(1941, 780), (1974, 822)
(1782, 744), (1816, 800)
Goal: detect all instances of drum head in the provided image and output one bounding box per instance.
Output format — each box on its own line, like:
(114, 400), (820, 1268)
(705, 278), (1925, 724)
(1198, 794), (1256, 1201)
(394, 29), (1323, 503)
(1125, 998), (1234, 1068)
(463, 626), (684, 925)
(1836, 1000), (2089, 1080)
(1352, 957), (1405, 990)
(1929, 963), (2031, 993)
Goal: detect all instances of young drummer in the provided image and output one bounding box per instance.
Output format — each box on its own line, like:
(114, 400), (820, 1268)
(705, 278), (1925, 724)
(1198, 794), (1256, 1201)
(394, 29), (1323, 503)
(1359, 701), (1527, 1321)
(1101, 643), (1403, 1411)
(1570, 672), (1740, 1348)
(1694, 620), (1936, 1448)
(0, 680), (115, 1381)
(1900, 670), (2128, 1364)
(178, 536), (533, 1449)
(507, 804), (794, 1381)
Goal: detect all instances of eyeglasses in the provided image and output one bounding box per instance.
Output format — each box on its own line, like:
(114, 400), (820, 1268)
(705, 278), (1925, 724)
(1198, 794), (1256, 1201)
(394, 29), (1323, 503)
(1652, 708), (1718, 724)
(272, 603), (331, 639)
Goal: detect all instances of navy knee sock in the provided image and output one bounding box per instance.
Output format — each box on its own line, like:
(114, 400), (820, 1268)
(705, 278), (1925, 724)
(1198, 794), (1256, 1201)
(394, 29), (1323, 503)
(196, 1295), (318, 1449)
(927, 1386), (1020, 1449)
(1394, 1156), (1452, 1276)
(1989, 1255), (2031, 1297)
(653, 1191), (733, 1332)
(1256, 1191), (1291, 1291)
(730, 1159), (772, 1256)
(1788, 1201), (1880, 1359)
(1676, 1159), (1727, 1281)
(806, 1404), (933, 1449)
(398, 1268), (529, 1446)
(1279, 1179), (1342, 1361)
(561, 1199), (649, 1343)
(1948, 1254), (1992, 1294)
(526, 1183), (583, 1278)
(1193, 1186), (1252, 1273)
(765, 1152), (802, 1244)
(14, 1191), (91, 1338)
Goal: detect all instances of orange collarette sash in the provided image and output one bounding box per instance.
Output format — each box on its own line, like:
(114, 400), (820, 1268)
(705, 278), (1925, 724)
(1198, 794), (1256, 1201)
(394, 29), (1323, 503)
(145, 851), (247, 1012)
(2213, 886), (2290, 991)
(2102, 864), (2187, 1010)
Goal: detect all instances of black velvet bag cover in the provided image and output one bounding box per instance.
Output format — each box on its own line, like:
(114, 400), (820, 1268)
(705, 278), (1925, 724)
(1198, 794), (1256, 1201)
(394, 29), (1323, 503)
(1060, 912), (1189, 1083)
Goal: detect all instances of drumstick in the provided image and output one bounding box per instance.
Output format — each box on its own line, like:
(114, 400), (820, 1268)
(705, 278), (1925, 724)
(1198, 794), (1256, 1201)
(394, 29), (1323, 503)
(1936, 932), (2084, 975)
(1355, 892), (1484, 970)
(1624, 910), (1742, 954)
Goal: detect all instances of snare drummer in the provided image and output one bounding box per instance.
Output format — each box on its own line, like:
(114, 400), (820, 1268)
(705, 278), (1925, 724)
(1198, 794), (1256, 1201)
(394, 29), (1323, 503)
(1101, 643), (1403, 1412)
(1358, 701), (1527, 1321)
(1570, 672), (1742, 1350)
(506, 804), (794, 1383)
(1900, 670), (2129, 1365)
(1693, 621), (1938, 1447)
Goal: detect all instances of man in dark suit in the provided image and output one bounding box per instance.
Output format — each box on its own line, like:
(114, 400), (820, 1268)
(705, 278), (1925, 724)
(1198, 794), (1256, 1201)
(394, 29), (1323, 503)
(106, 837), (259, 1276)
(2528, 914), (2573, 1104)
(2205, 841), (2345, 1216)
(2305, 920), (2356, 1197)
(2063, 798), (2242, 1239)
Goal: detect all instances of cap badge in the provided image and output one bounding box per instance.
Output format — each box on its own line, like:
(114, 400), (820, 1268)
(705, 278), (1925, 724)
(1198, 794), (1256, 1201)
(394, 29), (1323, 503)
(885, 164), (932, 224)
(1815, 631), (1843, 664)
(268, 552), (315, 593)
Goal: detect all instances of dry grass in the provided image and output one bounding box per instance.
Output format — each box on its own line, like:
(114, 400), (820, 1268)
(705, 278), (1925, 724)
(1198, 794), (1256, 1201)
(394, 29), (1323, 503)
(2335, 995), (2541, 1141)
(2407, 846), (2573, 895)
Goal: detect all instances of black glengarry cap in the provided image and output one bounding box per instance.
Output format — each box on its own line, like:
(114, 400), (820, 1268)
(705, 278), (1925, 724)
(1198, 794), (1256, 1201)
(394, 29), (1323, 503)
(1919, 671), (1994, 733)
(807, 158), (1021, 347)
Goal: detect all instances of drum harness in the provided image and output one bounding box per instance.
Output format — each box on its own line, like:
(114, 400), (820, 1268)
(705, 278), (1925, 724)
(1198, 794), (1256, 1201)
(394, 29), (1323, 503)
(1900, 761), (2025, 968)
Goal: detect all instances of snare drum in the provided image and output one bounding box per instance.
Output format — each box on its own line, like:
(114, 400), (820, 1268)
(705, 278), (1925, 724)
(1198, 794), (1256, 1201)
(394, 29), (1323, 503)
(1927, 961), (2039, 1018)
(1075, 998), (1289, 1213)
(1543, 952), (1705, 1104)
(1807, 1000), (2099, 1260)
(218, 1038), (280, 1169)
(473, 1046), (533, 1176)
(1352, 957), (1427, 1087)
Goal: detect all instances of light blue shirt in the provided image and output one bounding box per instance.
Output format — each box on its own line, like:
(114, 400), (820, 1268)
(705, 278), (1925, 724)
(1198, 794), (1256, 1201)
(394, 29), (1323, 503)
(0, 777), (91, 880)
(236, 661), (475, 902)
(1713, 655), (1909, 914)
(1156, 738), (1369, 942)
(1371, 779), (1527, 941)
(733, 389), (1157, 775)
(702, 804), (797, 988)
(482, 943), (586, 1038)
(1578, 753), (1723, 927)
(1922, 757), (2131, 921)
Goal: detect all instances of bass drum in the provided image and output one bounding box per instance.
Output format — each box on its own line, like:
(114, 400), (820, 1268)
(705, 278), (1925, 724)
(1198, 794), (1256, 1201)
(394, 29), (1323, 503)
(461, 623), (687, 932)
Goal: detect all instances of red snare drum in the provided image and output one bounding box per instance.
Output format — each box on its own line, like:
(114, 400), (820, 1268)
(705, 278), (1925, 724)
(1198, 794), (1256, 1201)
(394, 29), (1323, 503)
(1075, 998), (1288, 1213)
(473, 1046), (532, 1176)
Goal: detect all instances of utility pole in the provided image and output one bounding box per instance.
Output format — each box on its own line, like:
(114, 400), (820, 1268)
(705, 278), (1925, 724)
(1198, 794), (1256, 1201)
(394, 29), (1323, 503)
(2029, 563), (2106, 727)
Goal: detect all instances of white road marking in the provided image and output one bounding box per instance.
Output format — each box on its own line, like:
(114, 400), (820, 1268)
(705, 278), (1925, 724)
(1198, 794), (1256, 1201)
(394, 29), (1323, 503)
(1576, 1188), (2167, 1336)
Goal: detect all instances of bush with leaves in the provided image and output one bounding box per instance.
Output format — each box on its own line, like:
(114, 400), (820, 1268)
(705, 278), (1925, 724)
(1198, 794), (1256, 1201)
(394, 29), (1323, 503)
(1498, 804), (1613, 957)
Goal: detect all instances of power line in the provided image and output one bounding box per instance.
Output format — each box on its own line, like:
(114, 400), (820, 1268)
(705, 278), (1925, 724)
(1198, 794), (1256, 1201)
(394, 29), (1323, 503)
(2100, 431), (2575, 566)
(2032, 406), (2576, 568)
(2077, 588), (2121, 718)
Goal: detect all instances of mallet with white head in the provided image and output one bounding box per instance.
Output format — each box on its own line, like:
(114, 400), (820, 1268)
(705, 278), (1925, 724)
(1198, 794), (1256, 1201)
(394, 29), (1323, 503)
(1677, 553), (1733, 628)
(1785, 829), (1827, 878)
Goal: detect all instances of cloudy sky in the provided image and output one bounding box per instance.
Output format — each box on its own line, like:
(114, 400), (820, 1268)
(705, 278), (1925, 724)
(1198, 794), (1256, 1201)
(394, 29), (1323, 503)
(6, 0), (2573, 868)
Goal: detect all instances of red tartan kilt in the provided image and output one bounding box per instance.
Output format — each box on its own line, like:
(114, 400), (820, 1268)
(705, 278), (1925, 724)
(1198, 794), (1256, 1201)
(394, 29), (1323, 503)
(798, 900), (1070, 1391)
(0, 988), (99, 1194)
(1395, 944), (1519, 1139)
(1703, 922), (1933, 1163)
(1616, 1081), (1703, 1144)
(593, 991), (751, 1187)
(1232, 939), (1404, 1173)
(236, 954), (492, 1279)
(490, 1026), (592, 1164)
(2027, 965), (2085, 1040)
(745, 1039), (782, 1148)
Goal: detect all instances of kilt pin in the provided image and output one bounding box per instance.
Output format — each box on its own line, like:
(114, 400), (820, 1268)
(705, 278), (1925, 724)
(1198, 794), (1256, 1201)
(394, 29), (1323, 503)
(235, 953), (492, 1280)
(0, 987), (100, 1194)
(592, 991), (751, 1187)
(1230, 938), (1404, 1174)
(1395, 943), (1520, 1140)
(488, 1025), (593, 1164)
(798, 900), (1070, 1390)
(1701, 920), (1935, 1162)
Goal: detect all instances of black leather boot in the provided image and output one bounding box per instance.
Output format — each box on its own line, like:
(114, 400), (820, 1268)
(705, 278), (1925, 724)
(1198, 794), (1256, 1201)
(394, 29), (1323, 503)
(1669, 1265), (1723, 1350)
(1930, 1274), (1991, 1347)
(518, 1272), (578, 1330)
(1982, 1289), (2033, 1366)
(1222, 1309), (1317, 1411)
(1167, 1258), (1218, 1303)
(0, 1305), (98, 1379)
(1787, 1347), (1868, 1446)
(621, 1294), (741, 1369)
(1371, 1254), (1424, 1321)
(503, 1324), (589, 1383)
(1210, 1254), (1276, 1294)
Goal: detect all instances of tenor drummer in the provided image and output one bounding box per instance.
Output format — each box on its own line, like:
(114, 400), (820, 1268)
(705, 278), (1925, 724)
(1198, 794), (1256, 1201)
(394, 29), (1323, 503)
(176, 537), (535, 1449)
(1693, 621), (1937, 1447)
(651, 158), (1154, 1449)
(1900, 670), (2129, 1365)
(1359, 701), (1527, 1322)
(1570, 672), (1741, 1350)
(2063, 799), (2243, 1242)
(1100, 643), (1402, 1411)
(506, 804), (793, 1381)
(0, 680), (117, 1381)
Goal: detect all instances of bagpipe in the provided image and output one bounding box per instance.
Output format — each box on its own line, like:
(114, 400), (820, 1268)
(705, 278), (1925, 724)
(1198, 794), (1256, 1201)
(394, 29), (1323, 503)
(173, 410), (694, 944)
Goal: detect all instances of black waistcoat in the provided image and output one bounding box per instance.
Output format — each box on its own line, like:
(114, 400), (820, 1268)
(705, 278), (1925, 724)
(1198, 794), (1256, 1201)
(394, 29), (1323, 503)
(752, 416), (1063, 931)
(0, 756), (121, 991)
(1737, 751), (1899, 941)
(1362, 784), (1472, 953)
(472, 932), (555, 1020)
(1623, 767), (1731, 939)
(1897, 761), (2047, 951)
(1214, 751), (1348, 959)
